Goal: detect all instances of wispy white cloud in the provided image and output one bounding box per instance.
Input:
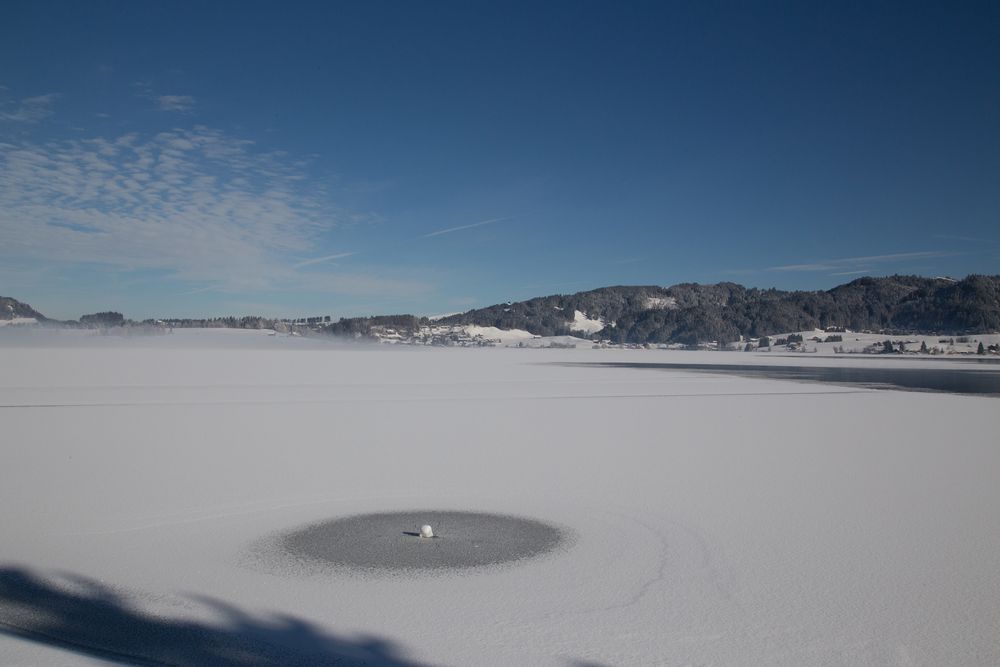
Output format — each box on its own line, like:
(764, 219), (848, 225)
(133, 82), (195, 114)
(422, 216), (510, 238)
(841, 251), (957, 263)
(0, 93), (59, 123)
(293, 251), (357, 268)
(767, 251), (956, 272)
(0, 126), (401, 296)
(829, 268), (873, 276)
(769, 263), (839, 272)
(157, 95), (195, 113)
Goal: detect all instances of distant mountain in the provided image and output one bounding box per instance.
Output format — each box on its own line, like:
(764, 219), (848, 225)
(6, 274), (1000, 344)
(0, 296), (47, 322)
(438, 275), (1000, 344)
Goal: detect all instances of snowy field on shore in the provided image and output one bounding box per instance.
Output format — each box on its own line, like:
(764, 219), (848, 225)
(1, 330), (999, 665)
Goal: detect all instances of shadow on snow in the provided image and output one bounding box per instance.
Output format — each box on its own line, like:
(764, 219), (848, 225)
(0, 566), (612, 666)
(0, 566), (433, 666)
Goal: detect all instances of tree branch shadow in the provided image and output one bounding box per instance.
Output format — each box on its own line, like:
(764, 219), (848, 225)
(0, 566), (434, 666)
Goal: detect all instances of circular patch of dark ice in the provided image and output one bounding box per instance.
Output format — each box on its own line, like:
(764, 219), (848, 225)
(279, 510), (567, 572)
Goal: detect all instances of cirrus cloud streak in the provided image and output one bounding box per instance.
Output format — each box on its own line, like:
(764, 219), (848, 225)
(767, 251), (958, 273)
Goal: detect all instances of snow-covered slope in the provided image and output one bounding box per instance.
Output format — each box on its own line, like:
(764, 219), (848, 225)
(461, 324), (536, 344)
(568, 310), (604, 334)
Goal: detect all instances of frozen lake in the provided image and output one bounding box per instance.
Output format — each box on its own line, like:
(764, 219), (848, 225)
(1, 331), (998, 665)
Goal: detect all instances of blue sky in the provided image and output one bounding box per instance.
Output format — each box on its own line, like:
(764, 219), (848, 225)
(1, 1), (998, 320)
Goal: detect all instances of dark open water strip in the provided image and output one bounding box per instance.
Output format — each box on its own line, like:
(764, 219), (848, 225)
(557, 362), (1000, 397)
(768, 354), (1000, 365)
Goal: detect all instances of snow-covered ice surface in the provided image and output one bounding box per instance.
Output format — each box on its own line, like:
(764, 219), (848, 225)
(1, 330), (999, 666)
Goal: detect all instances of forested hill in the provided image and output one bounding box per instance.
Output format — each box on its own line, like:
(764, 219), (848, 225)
(0, 296), (47, 321)
(438, 275), (1000, 344)
(5, 275), (1000, 344)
